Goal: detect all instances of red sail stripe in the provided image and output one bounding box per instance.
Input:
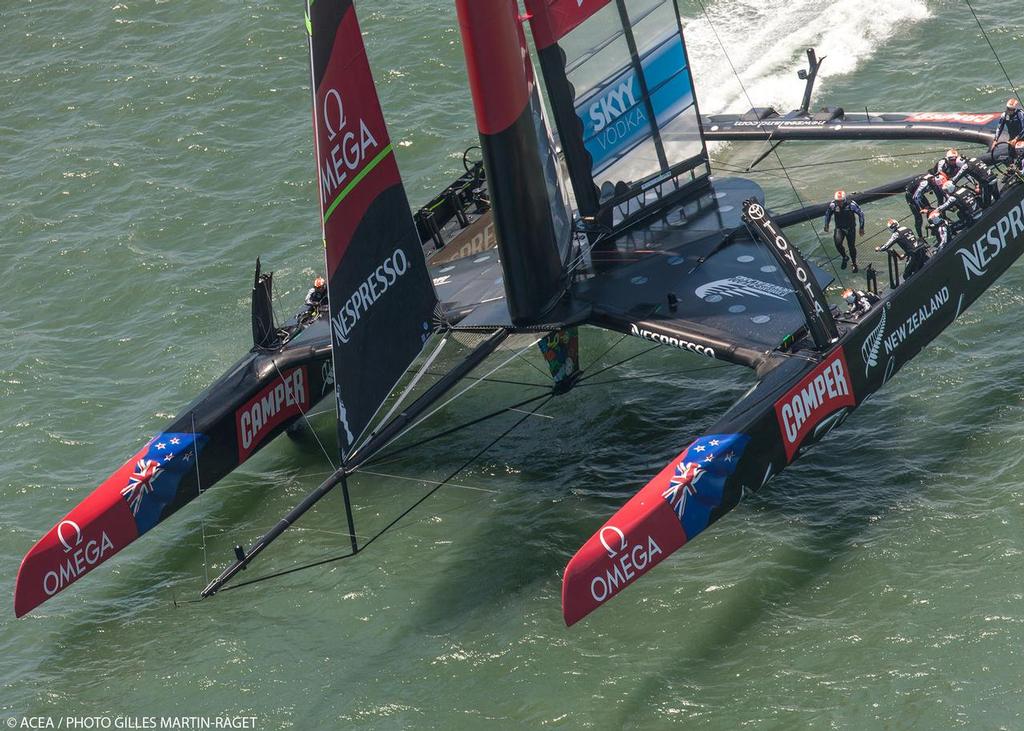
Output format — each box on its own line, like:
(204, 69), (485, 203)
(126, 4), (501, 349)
(525, 0), (614, 50)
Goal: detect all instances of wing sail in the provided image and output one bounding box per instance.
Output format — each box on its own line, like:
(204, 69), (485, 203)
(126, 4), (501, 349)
(525, 0), (710, 218)
(308, 0), (438, 459)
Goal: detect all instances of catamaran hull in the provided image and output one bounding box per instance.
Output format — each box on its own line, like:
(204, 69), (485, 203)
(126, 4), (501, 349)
(563, 182), (1024, 625)
(14, 326), (334, 617)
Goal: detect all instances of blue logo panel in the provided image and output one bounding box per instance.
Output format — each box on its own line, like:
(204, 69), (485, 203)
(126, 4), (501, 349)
(575, 33), (696, 175)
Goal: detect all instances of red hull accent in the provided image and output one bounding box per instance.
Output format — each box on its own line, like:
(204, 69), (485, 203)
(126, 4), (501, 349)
(315, 6), (402, 278)
(14, 451), (143, 617)
(562, 470), (686, 626)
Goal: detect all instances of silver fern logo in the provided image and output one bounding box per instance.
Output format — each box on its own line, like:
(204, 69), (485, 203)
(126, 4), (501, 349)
(861, 308), (887, 376)
(695, 276), (793, 301)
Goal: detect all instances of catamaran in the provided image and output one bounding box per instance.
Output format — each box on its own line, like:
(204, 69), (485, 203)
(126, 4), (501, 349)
(15, 0), (1024, 625)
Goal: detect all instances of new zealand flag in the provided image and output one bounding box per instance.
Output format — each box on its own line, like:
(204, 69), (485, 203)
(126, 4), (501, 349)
(661, 433), (749, 541)
(121, 432), (207, 535)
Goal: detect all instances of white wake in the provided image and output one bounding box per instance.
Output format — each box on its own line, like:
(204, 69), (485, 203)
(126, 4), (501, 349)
(682, 0), (932, 116)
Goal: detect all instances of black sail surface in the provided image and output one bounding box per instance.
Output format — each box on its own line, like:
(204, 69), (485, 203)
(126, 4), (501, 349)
(307, 0), (437, 459)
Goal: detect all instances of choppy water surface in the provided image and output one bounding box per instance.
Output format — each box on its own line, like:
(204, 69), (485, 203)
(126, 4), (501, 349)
(2, 0), (1024, 727)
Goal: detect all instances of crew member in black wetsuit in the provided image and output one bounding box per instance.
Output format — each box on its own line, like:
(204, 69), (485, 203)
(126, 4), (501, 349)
(841, 287), (879, 317)
(926, 209), (952, 249)
(937, 180), (981, 231)
(1011, 140), (1024, 177)
(823, 190), (865, 273)
(905, 173), (944, 237)
(952, 156), (1000, 207)
(934, 148), (968, 181)
(877, 218), (929, 280)
(305, 275), (328, 311)
(991, 98), (1024, 152)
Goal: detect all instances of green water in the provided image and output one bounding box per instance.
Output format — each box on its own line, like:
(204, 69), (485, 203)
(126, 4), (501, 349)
(3, 0), (1024, 728)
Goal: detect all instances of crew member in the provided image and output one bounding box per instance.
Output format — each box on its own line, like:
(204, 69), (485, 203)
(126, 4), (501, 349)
(841, 287), (879, 317)
(876, 218), (929, 280)
(305, 275), (328, 310)
(991, 98), (1024, 151)
(1012, 141), (1024, 176)
(934, 148), (967, 181)
(926, 209), (952, 249)
(936, 180), (981, 230)
(952, 156), (1000, 207)
(823, 190), (865, 273)
(904, 173), (944, 237)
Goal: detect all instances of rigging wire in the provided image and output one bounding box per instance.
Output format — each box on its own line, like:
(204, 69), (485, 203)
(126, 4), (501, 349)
(574, 362), (731, 387)
(215, 394), (555, 594)
(387, 335), (544, 446)
(963, 0), (1022, 107)
(586, 332), (631, 374)
(579, 344), (662, 382)
(421, 371), (551, 389)
(370, 336), (450, 444)
(694, 0), (845, 287)
(191, 412), (209, 587)
(271, 358), (338, 472)
(712, 146), (987, 175)
(190, 332), (756, 599)
(360, 391), (553, 469)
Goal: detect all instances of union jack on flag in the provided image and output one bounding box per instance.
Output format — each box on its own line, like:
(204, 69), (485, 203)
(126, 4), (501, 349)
(122, 458), (162, 516)
(661, 433), (750, 541)
(663, 461), (706, 521)
(119, 432), (207, 535)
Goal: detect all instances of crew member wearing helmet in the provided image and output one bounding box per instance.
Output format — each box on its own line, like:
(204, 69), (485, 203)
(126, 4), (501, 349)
(305, 275), (328, 310)
(904, 173), (945, 237)
(926, 209), (952, 249)
(936, 180), (981, 230)
(823, 190), (865, 272)
(841, 287), (879, 317)
(876, 218), (929, 281)
(934, 148), (967, 181)
(991, 98), (1024, 151)
(951, 156), (1000, 207)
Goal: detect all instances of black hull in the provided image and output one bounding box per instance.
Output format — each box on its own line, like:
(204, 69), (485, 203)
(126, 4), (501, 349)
(563, 182), (1024, 624)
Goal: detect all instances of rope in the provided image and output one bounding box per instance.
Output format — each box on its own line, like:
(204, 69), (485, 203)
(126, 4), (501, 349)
(963, 0), (1022, 107)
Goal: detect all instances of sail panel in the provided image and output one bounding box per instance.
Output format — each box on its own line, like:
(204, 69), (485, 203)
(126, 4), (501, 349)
(308, 0), (437, 459)
(455, 0), (574, 325)
(525, 0), (710, 217)
(575, 31), (696, 178)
